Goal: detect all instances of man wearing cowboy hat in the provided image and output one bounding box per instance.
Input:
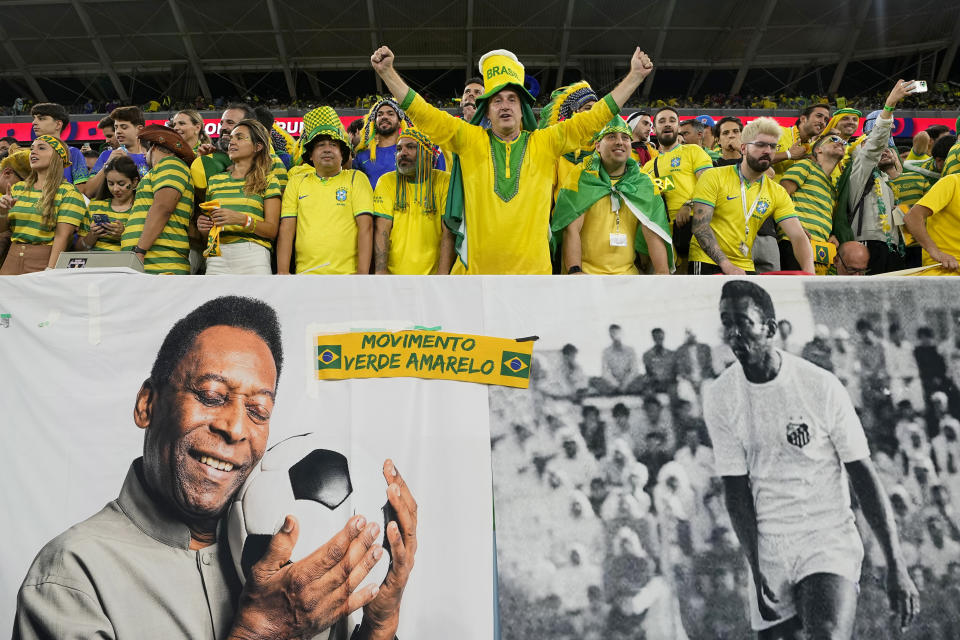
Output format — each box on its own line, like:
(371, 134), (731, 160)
(372, 127), (449, 274)
(120, 125), (196, 275)
(370, 44), (655, 275)
(277, 107), (374, 275)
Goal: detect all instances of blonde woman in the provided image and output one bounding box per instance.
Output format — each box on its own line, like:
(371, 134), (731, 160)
(169, 109), (211, 152)
(78, 155), (139, 252)
(0, 136), (86, 274)
(197, 119), (280, 274)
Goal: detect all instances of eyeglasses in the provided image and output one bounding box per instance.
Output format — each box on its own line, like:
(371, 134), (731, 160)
(824, 135), (846, 145)
(837, 251), (869, 275)
(746, 140), (777, 150)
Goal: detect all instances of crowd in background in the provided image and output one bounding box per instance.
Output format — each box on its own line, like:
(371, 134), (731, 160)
(492, 315), (960, 639)
(0, 50), (959, 279)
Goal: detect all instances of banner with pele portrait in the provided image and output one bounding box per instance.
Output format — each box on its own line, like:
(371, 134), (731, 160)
(3, 272), (960, 639)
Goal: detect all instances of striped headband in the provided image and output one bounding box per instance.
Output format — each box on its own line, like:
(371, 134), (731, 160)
(36, 135), (71, 167)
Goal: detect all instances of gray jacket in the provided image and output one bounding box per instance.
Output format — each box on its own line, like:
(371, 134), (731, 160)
(848, 116), (899, 245)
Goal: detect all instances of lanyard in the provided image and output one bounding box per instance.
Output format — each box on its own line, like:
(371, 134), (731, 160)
(738, 167), (763, 242)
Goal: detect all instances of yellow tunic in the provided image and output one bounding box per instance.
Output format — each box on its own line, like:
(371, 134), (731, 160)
(372, 169), (450, 275)
(400, 90), (619, 274)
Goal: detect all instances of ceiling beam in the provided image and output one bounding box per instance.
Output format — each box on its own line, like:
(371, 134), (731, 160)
(365, 0), (382, 94)
(554, 0), (576, 89)
(465, 0), (474, 81)
(730, 0), (777, 95)
(167, 0), (211, 101)
(0, 22), (46, 101)
(265, 0), (296, 101)
(828, 0), (875, 95)
(70, 0), (129, 102)
(936, 11), (960, 82)
(641, 0), (676, 100)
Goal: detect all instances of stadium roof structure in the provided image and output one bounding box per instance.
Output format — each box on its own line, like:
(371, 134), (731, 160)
(1, 0), (958, 104)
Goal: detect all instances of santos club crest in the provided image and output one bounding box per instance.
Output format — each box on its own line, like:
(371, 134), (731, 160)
(785, 419), (810, 448)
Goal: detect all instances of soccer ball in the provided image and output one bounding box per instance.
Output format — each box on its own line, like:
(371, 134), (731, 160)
(226, 432), (391, 588)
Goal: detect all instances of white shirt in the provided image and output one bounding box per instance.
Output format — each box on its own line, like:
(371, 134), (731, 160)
(703, 351), (871, 535)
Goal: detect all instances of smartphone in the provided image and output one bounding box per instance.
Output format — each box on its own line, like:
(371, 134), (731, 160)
(92, 213), (110, 227)
(910, 80), (928, 94)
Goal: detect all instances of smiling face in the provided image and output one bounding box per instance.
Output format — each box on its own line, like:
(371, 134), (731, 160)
(720, 296), (776, 368)
(596, 131), (632, 171)
(218, 108), (246, 151)
(486, 88), (522, 138)
(799, 106), (830, 139)
(171, 112), (201, 146)
(837, 115), (859, 137)
(29, 138), (55, 171)
(375, 105), (400, 137)
(138, 326), (276, 525)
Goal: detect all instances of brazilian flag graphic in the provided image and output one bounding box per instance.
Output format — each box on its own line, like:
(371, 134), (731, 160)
(316, 345), (342, 370)
(500, 351), (531, 379)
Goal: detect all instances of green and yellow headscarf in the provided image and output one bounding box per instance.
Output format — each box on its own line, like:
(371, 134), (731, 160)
(35, 135), (71, 167)
(394, 127), (439, 213)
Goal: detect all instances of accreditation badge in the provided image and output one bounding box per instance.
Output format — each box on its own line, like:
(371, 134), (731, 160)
(609, 233), (628, 247)
(739, 241), (750, 257)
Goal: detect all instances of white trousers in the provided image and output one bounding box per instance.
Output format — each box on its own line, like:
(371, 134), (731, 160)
(205, 242), (272, 275)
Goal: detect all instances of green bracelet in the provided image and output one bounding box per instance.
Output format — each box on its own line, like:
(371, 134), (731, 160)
(883, 105), (895, 112)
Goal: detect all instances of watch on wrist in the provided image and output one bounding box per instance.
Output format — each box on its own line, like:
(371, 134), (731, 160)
(133, 246), (148, 255)
(567, 265), (582, 274)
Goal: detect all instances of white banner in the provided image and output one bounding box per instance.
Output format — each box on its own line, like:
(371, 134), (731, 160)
(0, 271), (497, 639)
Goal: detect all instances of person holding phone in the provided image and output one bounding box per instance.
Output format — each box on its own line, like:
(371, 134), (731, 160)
(78, 156), (139, 252)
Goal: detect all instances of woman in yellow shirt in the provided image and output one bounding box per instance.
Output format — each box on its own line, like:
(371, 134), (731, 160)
(0, 135), (86, 274)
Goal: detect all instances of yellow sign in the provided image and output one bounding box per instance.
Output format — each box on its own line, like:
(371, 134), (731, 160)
(314, 331), (535, 388)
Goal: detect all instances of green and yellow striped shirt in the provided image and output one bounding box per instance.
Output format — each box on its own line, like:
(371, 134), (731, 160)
(781, 159), (837, 242)
(80, 199), (130, 252)
(121, 155), (195, 254)
(206, 171), (282, 249)
(270, 151), (289, 190)
(9, 181), (86, 245)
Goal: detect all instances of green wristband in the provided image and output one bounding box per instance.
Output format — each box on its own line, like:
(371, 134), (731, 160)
(883, 105), (895, 112)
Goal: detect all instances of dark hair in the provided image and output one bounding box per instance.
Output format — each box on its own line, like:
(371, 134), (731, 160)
(83, 149), (100, 160)
(642, 395), (661, 408)
(253, 105), (275, 130)
(889, 321), (901, 334)
(926, 124), (950, 140)
(95, 155), (141, 201)
(225, 102), (257, 121)
(720, 280), (776, 322)
(680, 119), (704, 133)
(715, 116), (743, 137)
(0, 135), (19, 145)
(612, 402), (630, 417)
(464, 77), (483, 90)
(149, 296), (283, 388)
(582, 405), (600, 416)
(98, 116), (115, 130)
(110, 106), (145, 127)
(347, 118), (366, 135)
(651, 327), (664, 335)
(917, 326), (935, 339)
(31, 102), (69, 130)
(561, 343), (578, 356)
(855, 318), (872, 333)
(654, 106), (679, 121)
(609, 323), (621, 331)
(932, 135), (957, 161)
(800, 103), (830, 119)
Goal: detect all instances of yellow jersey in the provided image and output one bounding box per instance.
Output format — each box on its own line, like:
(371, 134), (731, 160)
(280, 169), (373, 274)
(641, 144), (713, 222)
(915, 174), (960, 270)
(689, 164), (797, 271)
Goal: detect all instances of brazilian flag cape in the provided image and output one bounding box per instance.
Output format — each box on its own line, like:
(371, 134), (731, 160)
(551, 153), (675, 272)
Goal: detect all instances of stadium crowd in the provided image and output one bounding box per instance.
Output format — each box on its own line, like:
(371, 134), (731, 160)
(493, 315), (960, 639)
(1, 46), (959, 277)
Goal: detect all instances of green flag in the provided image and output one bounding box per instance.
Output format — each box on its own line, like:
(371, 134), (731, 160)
(551, 152), (675, 272)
